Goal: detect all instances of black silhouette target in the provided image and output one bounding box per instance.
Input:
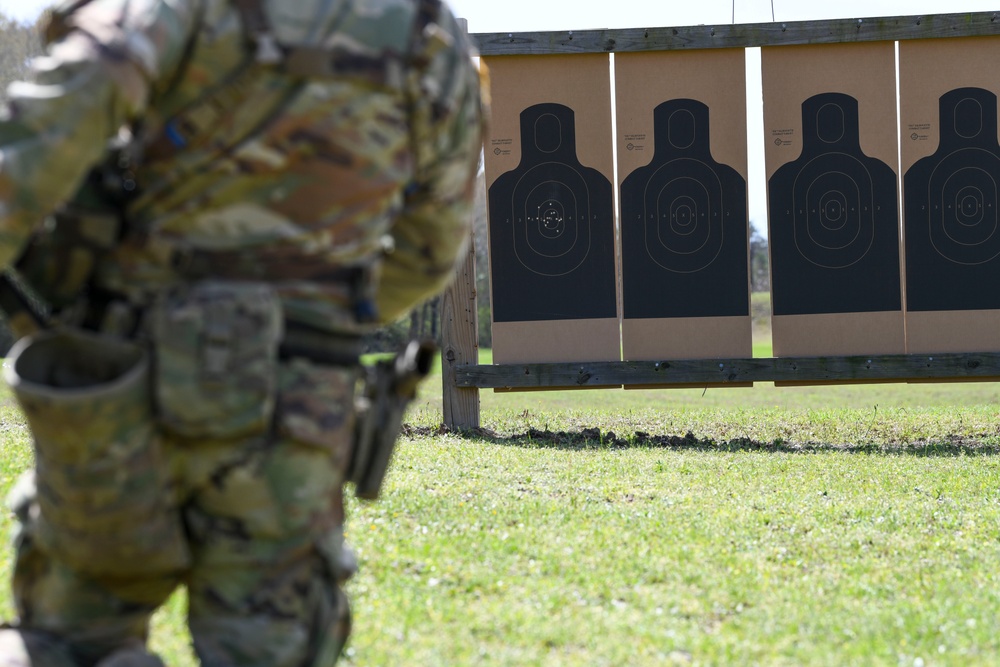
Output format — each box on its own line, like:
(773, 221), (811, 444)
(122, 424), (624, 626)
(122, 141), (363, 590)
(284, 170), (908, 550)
(621, 99), (749, 319)
(768, 92), (901, 316)
(488, 103), (616, 322)
(905, 87), (1000, 312)
(513, 167), (590, 276)
(793, 161), (873, 268)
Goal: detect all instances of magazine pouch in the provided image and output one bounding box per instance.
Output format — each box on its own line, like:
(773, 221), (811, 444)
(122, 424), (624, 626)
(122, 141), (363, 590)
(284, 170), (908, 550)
(149, 281), (283, 439)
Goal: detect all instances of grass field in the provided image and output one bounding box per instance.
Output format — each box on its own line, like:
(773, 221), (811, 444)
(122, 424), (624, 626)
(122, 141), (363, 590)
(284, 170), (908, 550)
(2, 320), (1000, 665)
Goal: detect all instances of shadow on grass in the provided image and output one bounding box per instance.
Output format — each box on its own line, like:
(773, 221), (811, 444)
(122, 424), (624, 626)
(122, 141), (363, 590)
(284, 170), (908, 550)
(402, 425), (1000, 458)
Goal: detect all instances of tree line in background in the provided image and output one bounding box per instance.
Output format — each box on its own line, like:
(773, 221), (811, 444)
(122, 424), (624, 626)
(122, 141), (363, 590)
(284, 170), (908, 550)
(0, 13), (770, 353)
(0, 13), (40, 93)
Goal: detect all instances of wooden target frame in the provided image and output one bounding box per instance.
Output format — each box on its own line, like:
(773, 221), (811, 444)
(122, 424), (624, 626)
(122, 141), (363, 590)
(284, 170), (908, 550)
(441, 11), (1000, 429)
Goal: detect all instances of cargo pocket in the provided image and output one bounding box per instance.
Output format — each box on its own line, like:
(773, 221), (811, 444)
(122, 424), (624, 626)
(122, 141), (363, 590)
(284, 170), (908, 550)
(4, 329), (190, 577)
(149, 281), (283, 439)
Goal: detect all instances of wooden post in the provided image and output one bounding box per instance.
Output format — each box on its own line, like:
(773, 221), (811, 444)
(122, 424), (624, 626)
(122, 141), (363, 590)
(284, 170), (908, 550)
(441, 229), (481, 430)
(440, 17), (481, 431)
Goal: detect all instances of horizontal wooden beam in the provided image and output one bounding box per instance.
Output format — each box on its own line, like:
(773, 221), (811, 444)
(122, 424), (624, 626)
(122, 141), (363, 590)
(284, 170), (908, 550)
(454, 353), (1000, 389)
(472, 11), (1000, 56)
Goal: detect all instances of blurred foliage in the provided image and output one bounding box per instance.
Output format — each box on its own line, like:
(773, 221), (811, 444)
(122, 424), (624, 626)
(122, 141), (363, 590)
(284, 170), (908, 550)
(0, 12), (43, 353)
(0, 11), (43, 102)
(749, 223), (769, 293)
(471, 170), (491, 348)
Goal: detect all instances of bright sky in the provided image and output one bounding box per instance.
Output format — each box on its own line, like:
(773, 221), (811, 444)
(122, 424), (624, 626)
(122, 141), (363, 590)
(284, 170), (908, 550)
(4, 0), (999, 233)
(0, 0), (47, 23)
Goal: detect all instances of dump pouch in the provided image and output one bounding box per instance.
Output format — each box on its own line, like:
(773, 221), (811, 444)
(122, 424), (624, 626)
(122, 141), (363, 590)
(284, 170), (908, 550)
(3, 329), (190, 577)
(149, 281), (283, 439)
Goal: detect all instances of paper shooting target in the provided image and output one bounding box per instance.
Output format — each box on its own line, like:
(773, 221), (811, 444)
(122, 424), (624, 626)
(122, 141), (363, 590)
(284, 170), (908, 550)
(905, 87), (1000, 312)
(620, 99), (749, 319)
(768, 92), (901, 316)
(488, 103), (617, 323)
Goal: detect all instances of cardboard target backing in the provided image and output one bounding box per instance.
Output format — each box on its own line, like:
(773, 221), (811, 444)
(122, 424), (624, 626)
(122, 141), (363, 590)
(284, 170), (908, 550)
(615, 49), (751, 364)
(900, 37), (1000, 354)
(762, 42), (905, 358)
(483, 55), (620, 366)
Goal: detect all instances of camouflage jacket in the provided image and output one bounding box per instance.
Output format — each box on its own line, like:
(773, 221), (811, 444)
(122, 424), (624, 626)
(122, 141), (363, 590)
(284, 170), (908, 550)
(0, 0), (484, 331)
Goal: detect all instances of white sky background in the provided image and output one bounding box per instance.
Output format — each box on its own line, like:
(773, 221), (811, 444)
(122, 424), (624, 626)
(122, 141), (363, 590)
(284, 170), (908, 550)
(0, 0), (46, 23)
(4, 0), (1000, 234)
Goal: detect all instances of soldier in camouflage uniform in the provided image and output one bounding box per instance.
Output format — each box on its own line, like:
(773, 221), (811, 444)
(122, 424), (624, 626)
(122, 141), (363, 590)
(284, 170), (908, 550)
(0, 0), (484, 665)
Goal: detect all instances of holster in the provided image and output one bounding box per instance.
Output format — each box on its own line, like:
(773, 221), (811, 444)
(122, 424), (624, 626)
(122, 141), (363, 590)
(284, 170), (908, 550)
(4, 328), (190, 577)
(349, 340), (435, 500)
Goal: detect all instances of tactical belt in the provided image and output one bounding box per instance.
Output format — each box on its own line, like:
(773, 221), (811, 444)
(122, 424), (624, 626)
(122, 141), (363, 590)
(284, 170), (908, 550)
(167, 245), (365, 283)
(79, 291), (361, 367)
(166, 245), (378, 323)
(279, 320), (362, 367)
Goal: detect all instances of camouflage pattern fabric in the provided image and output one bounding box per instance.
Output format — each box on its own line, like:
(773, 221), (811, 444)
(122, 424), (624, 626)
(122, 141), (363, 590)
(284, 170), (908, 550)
(0, 0), (483, 330)
(0, 0), (485, 664)
(4, 332), (359, 666)
(149, 281), (284, 439)
(4, 330), (189, 580)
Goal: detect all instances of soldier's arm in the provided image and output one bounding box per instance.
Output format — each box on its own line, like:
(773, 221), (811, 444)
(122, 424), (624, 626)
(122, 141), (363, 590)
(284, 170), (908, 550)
(375, 3), (486, 323)
(0, 0), (202, 268)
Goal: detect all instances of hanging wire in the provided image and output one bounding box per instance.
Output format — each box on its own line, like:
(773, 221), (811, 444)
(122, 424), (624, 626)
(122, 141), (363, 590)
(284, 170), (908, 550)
(771, 0), (776, 21)
(732, 0), (735, 23)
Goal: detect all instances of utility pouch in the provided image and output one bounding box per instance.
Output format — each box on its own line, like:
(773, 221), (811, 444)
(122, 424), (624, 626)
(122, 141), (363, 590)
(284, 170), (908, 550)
(14, 208), (121, 309)
(350, 340), (435, 500)
(3, 329), (190, 576)
(149, 281), (283, 439)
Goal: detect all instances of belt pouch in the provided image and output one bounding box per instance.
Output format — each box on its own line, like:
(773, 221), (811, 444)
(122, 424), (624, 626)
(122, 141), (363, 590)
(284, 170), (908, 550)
(4, 329), (190, 576)
(149, 281), (283, 439)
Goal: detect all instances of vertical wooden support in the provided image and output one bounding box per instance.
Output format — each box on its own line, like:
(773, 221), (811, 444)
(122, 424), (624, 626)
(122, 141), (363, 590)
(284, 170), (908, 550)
(441, 17), (481, 431)
(441, 230), (481, 430)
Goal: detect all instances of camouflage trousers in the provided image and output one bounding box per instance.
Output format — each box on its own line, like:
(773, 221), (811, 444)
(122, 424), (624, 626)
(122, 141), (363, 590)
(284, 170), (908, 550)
(0, 310), (358, 666)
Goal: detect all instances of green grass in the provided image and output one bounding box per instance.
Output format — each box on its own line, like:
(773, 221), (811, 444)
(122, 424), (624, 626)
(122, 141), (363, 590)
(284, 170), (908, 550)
(342, 434), (1000, 666)
(1, 338), (1000, 665)
(345, 345), (1000, 665)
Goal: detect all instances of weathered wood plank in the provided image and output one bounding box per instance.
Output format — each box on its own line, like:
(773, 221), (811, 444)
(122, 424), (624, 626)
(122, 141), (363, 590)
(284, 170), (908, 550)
(440, 232), (481, 429)
(439, 18), (480, 430)
(454, 353), (1000, 389)
(471, 11), (1000, 56)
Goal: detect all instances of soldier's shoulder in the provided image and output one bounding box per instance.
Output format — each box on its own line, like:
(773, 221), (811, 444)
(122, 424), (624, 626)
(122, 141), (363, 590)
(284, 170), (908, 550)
(281, 0), (468, 56)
